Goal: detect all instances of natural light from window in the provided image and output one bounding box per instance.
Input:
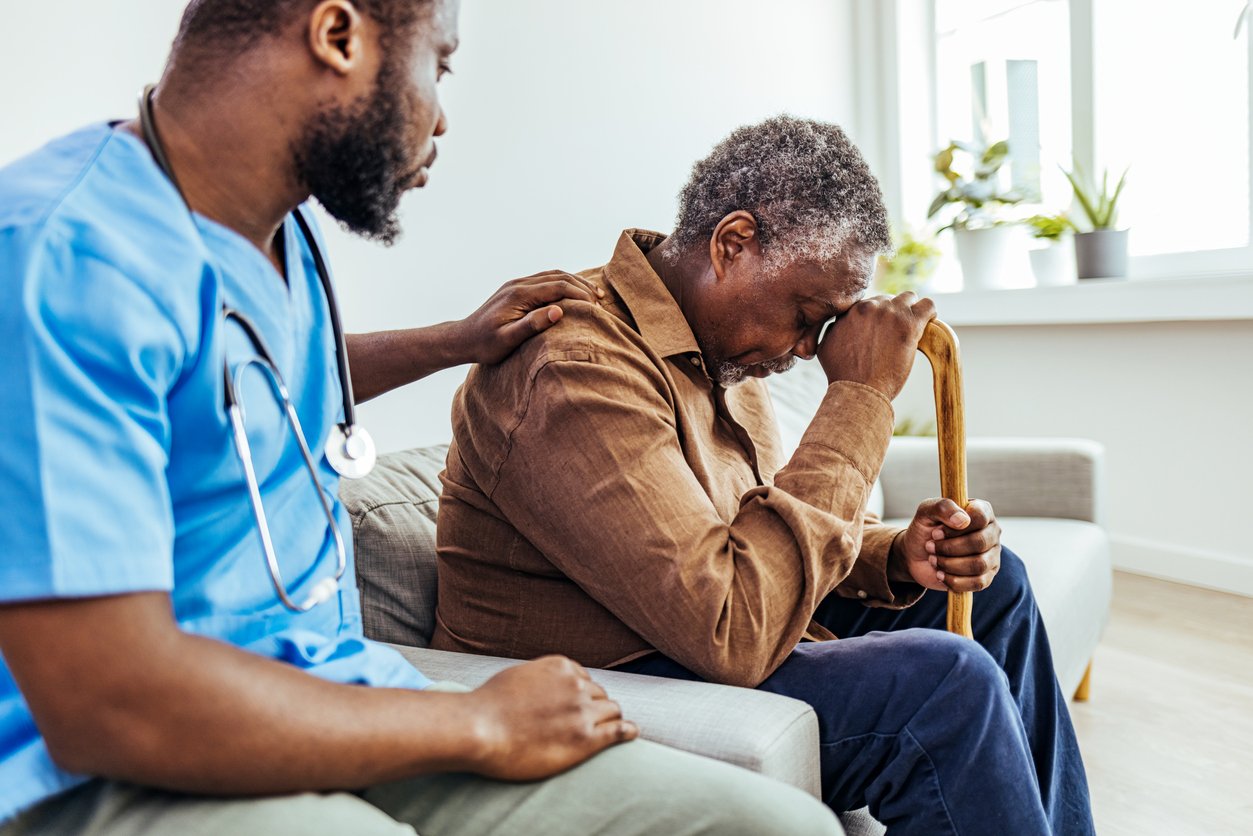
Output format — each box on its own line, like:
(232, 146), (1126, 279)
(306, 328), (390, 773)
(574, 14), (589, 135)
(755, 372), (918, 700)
(935, 0), (1072, 210)
(1093, 0), (1249, 257)
(932, 0), (1252, 274)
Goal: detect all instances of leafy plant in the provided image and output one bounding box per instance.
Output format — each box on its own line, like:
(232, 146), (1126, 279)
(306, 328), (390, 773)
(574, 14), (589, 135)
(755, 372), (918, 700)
(1025, 213), (1075, 242)
(927, 139), (1027, 231)
(875, 228), (942, 295)
(1061, 163), (1129, 230)
(893, 416), (937, 437)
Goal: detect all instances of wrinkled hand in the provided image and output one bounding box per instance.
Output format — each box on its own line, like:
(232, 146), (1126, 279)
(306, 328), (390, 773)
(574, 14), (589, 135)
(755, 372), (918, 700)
(457, 271), (603, 365)
(894, 498), (1002, 592)
(817, 292), (936, 399)
(466, 655), (638, 782)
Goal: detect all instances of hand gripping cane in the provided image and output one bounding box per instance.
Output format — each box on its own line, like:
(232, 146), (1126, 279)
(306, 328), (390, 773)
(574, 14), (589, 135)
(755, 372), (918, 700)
(916, 320), (973, 638)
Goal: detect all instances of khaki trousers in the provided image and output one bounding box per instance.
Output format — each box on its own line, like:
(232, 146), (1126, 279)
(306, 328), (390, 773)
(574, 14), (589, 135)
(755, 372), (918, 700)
(1, 739), (840, 836)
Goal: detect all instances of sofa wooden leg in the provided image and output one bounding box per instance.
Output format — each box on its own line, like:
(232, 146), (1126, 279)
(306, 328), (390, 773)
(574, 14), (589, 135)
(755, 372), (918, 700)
(1073, 659), (1093, 701)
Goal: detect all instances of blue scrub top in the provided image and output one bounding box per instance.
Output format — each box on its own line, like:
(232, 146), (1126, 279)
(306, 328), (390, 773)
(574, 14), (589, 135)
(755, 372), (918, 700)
(0, 124), (432, 822)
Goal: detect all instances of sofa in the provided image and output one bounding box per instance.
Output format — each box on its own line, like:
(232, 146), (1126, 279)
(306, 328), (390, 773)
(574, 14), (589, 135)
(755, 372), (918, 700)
(340, 370), (1112, 834)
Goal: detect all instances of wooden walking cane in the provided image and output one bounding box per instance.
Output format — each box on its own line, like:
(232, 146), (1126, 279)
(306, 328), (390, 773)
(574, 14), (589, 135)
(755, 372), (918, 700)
(916, 320), (973, 639)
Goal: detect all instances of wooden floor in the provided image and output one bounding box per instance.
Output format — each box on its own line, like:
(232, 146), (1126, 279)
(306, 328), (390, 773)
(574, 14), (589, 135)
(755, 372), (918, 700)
(1070, 571), (1253, 835)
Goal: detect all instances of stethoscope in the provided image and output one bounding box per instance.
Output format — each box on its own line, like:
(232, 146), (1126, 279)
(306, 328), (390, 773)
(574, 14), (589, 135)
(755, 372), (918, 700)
(138, 85), (376, 612)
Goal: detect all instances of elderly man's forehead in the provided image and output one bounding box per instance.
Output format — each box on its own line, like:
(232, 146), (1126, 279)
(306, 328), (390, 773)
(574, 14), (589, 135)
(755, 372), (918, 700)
(784, 250), (874, 293)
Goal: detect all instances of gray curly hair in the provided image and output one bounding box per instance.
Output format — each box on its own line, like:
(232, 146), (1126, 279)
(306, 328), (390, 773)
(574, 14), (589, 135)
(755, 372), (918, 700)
(667, 116), (890, 272)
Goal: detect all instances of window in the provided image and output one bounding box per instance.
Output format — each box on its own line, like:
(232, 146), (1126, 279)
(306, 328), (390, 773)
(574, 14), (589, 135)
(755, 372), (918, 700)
(1087, 0), (1249, 266)
(935, 1), (1072, 213)
(897, 0), (1253, 279)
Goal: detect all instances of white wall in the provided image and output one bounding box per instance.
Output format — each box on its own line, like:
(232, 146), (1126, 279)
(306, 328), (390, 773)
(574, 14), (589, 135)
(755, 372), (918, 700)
(3, 0), (860, 451)
(3, 4), (186, 154)
(326, 0), (860, 449)
(12, 3), (1243, 595)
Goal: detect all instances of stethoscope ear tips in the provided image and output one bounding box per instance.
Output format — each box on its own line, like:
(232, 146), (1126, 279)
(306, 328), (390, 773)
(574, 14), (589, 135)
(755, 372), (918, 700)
(325, 423), (377, 480)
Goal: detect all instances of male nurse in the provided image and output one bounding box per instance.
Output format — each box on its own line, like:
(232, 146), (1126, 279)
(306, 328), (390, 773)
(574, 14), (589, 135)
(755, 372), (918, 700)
(0, 1), (839, 834)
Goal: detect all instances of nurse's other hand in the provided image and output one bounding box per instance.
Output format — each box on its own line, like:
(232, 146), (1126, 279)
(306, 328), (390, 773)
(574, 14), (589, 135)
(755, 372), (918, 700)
(466, 655), (638, 781)
(457, 271), (604, 365)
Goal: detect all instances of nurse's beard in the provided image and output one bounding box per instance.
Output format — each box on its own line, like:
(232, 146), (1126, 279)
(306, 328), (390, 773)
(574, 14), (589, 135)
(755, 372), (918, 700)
(293, 62), (413, 246)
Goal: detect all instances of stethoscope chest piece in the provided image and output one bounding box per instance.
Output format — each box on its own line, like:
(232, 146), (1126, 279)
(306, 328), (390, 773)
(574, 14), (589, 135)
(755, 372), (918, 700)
(326, 423), (377, 479)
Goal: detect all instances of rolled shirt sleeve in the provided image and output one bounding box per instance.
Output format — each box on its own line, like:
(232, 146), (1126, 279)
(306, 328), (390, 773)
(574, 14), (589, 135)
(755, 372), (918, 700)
(788, 383), (926, 612)
(836, 518), (926, 609)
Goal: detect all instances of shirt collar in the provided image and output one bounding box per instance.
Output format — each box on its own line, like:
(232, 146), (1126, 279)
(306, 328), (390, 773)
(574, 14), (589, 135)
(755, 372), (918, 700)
(603, 229), (701, 359)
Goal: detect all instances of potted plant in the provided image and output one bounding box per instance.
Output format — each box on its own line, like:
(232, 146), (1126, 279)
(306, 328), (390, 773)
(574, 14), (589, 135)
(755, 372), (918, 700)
(927, 139), (1027, 290)
(1024, 213), (1076, 287)
(1062, 163), (1130, 279)
(874, 228), (942, 294)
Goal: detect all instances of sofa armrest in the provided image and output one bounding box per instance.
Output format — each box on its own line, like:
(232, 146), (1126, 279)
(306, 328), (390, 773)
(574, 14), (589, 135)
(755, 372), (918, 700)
(880, 436), (1105, 524)
(387, 645), (822, 797)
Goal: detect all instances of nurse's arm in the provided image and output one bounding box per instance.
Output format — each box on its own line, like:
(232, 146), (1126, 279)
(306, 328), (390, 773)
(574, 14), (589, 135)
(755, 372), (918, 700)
(0, 592), (637, 791)
(347, 270), (602, 402)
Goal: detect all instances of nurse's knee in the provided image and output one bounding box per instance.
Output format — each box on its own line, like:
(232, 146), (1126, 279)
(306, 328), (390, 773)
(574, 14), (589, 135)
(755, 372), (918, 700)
(612, 741), (840, 835)
(162, 791), (414, 836)
(702, 778), (841, 836)
(247, 793), (414, 836)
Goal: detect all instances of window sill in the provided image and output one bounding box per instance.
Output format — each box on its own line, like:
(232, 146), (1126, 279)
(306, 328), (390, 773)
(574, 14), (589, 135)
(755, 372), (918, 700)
(928, 273), (1253, 326)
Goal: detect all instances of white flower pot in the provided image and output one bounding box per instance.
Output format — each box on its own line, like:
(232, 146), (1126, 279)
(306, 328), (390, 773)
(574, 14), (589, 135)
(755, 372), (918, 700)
(953, 226), (1016, 291)
(1028, 240), (1076, 287)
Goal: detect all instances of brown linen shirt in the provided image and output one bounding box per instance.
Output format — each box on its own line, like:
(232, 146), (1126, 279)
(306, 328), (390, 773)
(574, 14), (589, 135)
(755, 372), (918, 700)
(433, 230), (925, 688)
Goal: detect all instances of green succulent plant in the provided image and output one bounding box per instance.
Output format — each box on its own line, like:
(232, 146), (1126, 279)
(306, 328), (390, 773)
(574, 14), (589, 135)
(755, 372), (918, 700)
(1061, 163), (1129, 230)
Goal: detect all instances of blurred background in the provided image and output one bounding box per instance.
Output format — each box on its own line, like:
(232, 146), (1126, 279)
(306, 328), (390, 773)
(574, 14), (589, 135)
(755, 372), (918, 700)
(5, 0), (1247, 598)
(4, 3), (1252, 831)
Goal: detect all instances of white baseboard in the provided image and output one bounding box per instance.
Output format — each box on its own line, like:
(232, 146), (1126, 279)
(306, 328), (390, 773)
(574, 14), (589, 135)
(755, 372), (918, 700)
(1110, 535), (1253, 598)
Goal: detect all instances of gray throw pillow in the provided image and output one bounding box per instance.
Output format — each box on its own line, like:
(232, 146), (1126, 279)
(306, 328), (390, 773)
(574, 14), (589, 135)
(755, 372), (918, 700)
(339, 445), (448, 648)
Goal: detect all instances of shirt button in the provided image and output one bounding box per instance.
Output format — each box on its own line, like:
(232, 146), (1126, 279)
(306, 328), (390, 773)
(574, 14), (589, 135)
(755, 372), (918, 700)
(856, 590), (868, 599)
(689, 356), (700, 366)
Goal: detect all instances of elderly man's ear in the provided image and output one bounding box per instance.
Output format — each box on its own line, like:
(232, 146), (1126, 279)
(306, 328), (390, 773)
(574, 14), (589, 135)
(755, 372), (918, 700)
(708, 211), (764, 284)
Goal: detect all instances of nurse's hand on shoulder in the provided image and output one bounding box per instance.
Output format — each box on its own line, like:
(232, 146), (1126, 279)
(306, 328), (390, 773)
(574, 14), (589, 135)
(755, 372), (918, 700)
(457, 271), (604, 366)
(465, 655), (638, 781)
(891, 498), (1002, 593)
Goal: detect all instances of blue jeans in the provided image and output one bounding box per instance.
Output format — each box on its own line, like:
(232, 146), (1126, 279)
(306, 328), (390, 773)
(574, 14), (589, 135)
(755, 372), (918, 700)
(616, 548), (1095, 835)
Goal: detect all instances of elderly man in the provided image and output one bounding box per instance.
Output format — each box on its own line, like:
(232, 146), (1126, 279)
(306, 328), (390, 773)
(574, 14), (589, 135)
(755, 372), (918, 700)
(0, 1), (841, 834)
(435, 116), (1097, 835)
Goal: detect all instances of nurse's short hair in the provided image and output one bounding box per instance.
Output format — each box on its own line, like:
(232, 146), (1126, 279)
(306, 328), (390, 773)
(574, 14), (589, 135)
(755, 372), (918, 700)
(174, 0), (431, 58)
(667, 116), (891, 272)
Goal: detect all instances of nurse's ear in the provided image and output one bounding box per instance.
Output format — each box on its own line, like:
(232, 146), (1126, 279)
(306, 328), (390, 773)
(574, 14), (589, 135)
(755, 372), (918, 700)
(307, 0), (366, 75)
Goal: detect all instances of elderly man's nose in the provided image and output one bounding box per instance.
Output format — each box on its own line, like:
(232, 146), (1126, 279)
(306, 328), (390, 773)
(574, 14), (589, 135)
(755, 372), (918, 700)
(793, 331), (819, 360)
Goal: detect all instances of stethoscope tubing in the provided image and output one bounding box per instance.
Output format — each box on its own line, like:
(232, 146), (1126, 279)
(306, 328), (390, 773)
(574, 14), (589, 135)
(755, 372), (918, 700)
(139, 85), (357, 429)
(139, 85), (355, 612)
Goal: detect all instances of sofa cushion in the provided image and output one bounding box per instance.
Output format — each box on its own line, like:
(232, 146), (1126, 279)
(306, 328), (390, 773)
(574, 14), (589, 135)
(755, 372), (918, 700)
(340, 445), (448, 647)
(389, 645), (824, 797)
